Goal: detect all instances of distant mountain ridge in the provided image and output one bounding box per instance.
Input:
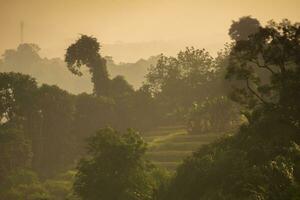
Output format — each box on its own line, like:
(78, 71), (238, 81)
(0, 44), (159, 93)
(106, 55), (159, 89)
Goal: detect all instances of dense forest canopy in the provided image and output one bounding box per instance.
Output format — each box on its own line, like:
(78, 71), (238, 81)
(0, 14), (300, 200)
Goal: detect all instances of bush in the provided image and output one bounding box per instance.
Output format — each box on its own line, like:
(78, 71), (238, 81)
(187, 96), (241, 134)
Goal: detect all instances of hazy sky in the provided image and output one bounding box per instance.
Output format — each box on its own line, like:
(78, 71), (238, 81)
(1, 0), (300, 62)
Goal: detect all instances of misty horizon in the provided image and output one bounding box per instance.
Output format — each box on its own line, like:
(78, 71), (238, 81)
(1, 1), (300, 200)
(1, 0), (300, 62)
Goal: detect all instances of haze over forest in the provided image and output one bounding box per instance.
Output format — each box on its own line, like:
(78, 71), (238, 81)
(1, 1), (300, 200)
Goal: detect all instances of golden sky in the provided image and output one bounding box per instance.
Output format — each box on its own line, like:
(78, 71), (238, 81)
(0, 0), (300, 62)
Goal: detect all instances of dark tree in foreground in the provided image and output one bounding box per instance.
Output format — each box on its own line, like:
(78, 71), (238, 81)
(229, 16), (260, 41)
(74, 127), (165, 200)
(65, 35), (110, 96)
(162, 19), (300, 200)
(227, 19), (300, 117)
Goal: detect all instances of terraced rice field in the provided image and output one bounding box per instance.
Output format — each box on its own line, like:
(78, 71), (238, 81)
(143, 126), (223, 171)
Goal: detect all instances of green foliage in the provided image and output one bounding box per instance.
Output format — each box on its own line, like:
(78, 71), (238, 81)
(110, 75), (134, 98)
(227, 19), (300, 111)
(163, 117), (300, 200)
(147, 47), (215, 97)
(1, 15), (299, 200)
(145, 47), (227, 123)
(73, 127), (162, 200)
(0, 72), (38, 122)
(144, 126), (220, 171)
(187, 96), (241, 134)
(128, 85), (162, 130)
(0, 125), (32, 185)
(229, 16), (261, 41)
(0, 169), (50, 200)
(43, 171), (77, 200)
(65, 35), (110, 96)
(0, 72), (76, 178)
(0, 70), (160, 180)
(161, 18), (300, 200)
(33, 84), (75, 177)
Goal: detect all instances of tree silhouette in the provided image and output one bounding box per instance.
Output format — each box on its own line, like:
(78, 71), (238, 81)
(65, 35), (110, 96)
(229, 16), (261, 41)
(226, 19), (300, 124)
(74, 127), (154, 200)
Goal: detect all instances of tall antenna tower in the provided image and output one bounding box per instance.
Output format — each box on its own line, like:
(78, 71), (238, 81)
(20, 21), (24, 44)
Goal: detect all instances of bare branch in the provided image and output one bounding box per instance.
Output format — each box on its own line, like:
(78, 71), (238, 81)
(246, 78), (269, 104)
(249, 59), (276, 75)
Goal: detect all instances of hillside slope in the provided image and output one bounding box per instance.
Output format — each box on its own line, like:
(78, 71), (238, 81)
(143, 126), (223, 170)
